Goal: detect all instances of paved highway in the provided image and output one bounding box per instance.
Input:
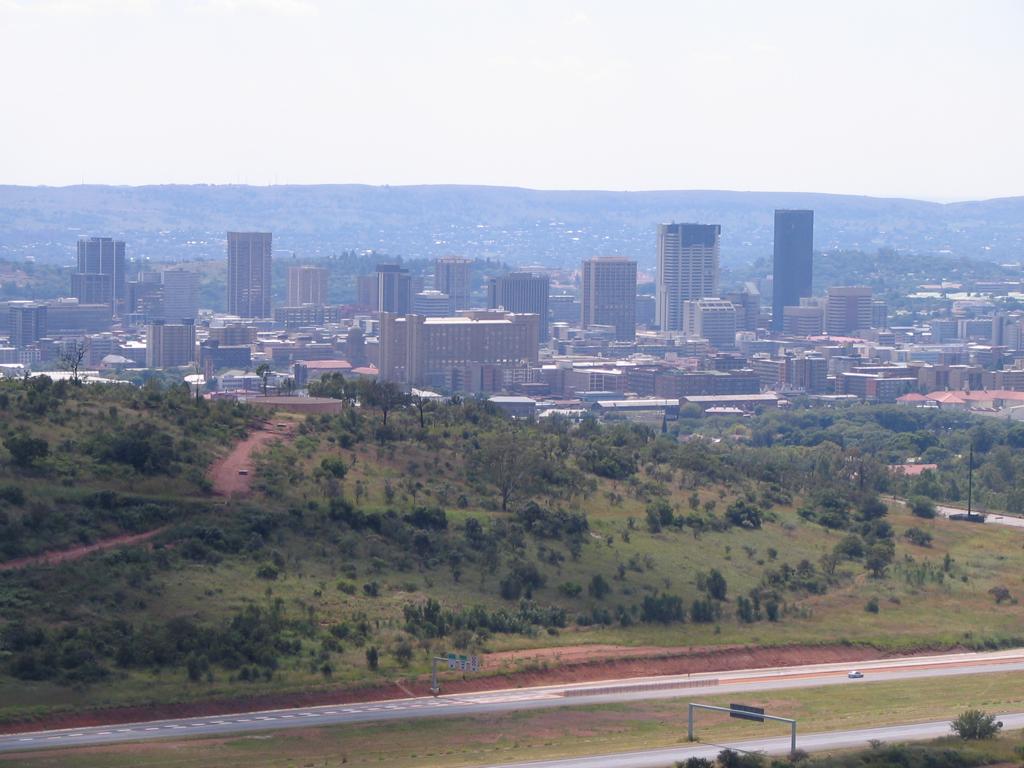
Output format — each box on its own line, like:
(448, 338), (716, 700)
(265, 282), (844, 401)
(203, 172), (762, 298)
(2, 648), (1024, 754)
(485, 712), (1024, 768)
(935, 503), (1024, 528)
(887, 495), (1024, 529)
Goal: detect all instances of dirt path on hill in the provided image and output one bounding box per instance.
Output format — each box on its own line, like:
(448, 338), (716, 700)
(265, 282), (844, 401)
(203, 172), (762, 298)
(0, 527), (168, 572)
(0, 642), (959, 734)
(208, 421), (294, 497)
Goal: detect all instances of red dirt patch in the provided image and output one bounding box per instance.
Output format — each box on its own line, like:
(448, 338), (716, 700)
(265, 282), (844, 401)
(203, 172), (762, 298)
(0, 642), (961, 735)
(208, 421), (294, 497)
(0, 527), (168, 572)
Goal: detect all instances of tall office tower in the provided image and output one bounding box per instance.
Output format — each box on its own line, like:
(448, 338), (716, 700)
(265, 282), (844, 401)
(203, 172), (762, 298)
(9, 303), (47, 348)
(435, 256), (472, 312)
(146, 319), (196, 369)
(226, 232), (272, 318)
(872, 300), (889, 330)
(287, 265), (329, 306)
(682, 298), (737, 350)
(825, 286), (873, 335)
(376, 264), (412, 314)
(771, 210), (814, 331)
(581, 257), (637, 341)
(160, 268), (200, 321)
(73, 237), (126, 314)
(356, 274), (380, 309)
(656, 223), (720, 331)
(487, 272), (551, 341)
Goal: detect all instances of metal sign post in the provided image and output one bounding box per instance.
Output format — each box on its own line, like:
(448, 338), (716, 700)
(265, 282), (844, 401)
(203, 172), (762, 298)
(430, 653), (481, 695)
(688, 702), (797, 754)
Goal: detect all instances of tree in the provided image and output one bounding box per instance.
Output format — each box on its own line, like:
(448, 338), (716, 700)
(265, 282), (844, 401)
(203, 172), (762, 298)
(411, 394), (434, 429)
(4, 435), (49, 468)
(725, 499), (763, 529)
(471, 426), (541, 511)
(255, 364), (272, 396)
(365, 646), (379, 671)
(703, 569), (728, 601)
(59, 342), (87, 385)
(951, 709), (1002, 739)
(360, 380), (408, 426)
(865, 542), (894, 578)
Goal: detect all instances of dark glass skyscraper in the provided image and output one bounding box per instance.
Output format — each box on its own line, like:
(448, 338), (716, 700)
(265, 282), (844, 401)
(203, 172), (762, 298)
(771, 210), (814, 331)
(227, 232), (273, 318)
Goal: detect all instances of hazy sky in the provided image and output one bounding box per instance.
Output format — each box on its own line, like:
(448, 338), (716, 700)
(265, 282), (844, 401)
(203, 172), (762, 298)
(1, 0), (1021, 200)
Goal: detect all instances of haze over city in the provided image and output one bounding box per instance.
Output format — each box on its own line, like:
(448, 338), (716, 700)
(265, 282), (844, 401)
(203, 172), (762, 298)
(1, 0), (1022, 200)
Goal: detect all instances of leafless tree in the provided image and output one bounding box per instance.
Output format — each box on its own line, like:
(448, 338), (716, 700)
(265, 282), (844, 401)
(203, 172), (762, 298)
(59, 341), (87, 385)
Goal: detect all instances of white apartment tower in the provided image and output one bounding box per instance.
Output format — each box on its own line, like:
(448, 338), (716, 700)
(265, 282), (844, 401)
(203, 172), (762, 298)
(656, 223), (720, 332)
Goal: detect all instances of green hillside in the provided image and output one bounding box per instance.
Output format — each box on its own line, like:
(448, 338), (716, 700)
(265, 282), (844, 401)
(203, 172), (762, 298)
(1, 378), (1022, 724)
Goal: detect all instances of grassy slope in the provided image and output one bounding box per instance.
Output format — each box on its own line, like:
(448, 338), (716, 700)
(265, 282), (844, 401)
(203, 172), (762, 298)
(2, 397), (1024, 722)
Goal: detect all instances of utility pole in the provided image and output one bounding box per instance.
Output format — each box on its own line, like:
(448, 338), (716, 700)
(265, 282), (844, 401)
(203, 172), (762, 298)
(967, 443), (974, 520)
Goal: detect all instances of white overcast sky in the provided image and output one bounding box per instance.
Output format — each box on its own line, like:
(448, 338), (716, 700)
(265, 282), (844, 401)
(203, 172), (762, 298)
(1, 0), (1021, 200)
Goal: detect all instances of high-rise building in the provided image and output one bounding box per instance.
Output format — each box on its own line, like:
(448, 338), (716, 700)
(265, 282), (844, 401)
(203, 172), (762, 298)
(146, 319), (196, 369)
(434, 257), (473, 312)
(287, 266), (329, 306)
(771, 210), (814, 331)
(356, 274), (380, 310)
(227, 232), (272, 318)
(656, 223), (720, 331)
(379, 310), (539, 392)
(722, 283), (762, 332)
(683, 298), (737, 350)
(487, 272), (550, 341)
(160, 268), (200, 322)
(74, 237), (126, 315)
(580, 257), (637, 341)
(872, 300), (889, 330)
(9, 303), (47, 348)
(412, 290), (452, 317)
(376, 264), (412, 314)
(825, 286), (873, 335)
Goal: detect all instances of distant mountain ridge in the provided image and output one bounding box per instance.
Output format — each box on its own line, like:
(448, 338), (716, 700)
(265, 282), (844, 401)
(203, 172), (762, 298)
(1, 184), (1022, 267)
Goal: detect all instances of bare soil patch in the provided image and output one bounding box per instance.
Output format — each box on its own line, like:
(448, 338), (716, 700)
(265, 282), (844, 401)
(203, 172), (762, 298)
(207, 421), (293, 497)
(0, 527), (168, 572)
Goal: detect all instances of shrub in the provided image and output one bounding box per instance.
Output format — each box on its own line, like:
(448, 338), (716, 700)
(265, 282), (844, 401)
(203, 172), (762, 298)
(5, 435), (48, 468)
(0, 485), (25, 505)
(365, 646), (379, 670)
(903, 527), (933, 547)
(588, 574), (611, 600)
(988, 586), (1012, 604)
(641, 593), (685, 623)
(559, 582), (582, 598)
(950, 709), (1002, 739)
(256, 564), (279, 580)
(864, 597), (879, 614)
(909, 496), (937, 519)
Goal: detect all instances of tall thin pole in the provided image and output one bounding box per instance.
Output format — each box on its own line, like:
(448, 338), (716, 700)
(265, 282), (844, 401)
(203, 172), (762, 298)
(967, 444), (974, 519)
